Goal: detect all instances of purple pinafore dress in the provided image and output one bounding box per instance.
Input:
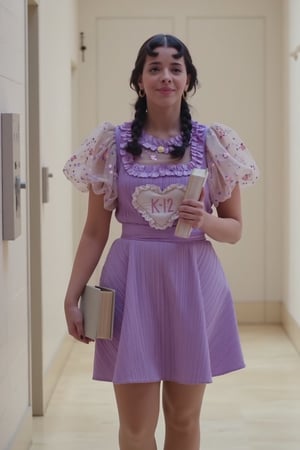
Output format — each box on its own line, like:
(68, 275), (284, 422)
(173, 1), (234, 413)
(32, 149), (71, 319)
(63, 120), (259, 384)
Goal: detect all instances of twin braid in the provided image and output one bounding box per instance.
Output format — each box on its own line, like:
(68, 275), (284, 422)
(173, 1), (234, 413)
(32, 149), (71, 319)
(171, 100), (192, 159)
(126, 97), (147, 156)
(126, 98), (192, 159)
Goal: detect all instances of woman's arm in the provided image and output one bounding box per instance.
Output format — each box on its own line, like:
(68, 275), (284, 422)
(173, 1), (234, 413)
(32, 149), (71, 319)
(178, 184), (242, 244)
(64, 188), (113, 342)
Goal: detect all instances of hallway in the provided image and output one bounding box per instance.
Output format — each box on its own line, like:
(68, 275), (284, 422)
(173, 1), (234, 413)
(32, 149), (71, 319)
(29, 325), (300, 450)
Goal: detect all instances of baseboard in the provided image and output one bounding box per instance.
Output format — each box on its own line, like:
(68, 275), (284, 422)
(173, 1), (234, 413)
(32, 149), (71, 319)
(43, 334), (74, 412)
(281, 304), (300, 354)
(235, 301), (281, 324)
(8, 407), (32, 450)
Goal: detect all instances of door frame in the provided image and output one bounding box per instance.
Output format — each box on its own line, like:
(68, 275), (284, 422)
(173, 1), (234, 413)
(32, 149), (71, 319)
(27, 1), (44, 416)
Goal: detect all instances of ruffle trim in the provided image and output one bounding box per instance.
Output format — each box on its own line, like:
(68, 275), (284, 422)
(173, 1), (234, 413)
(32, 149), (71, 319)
(63, 122), (117, 210)
(119, 121), (206, 178)
(140, 130), (183, 152)
(62, 121), (259, 211)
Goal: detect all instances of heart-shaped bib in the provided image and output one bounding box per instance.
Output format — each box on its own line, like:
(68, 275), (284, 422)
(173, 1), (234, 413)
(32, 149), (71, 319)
(132, 184), (186, 230)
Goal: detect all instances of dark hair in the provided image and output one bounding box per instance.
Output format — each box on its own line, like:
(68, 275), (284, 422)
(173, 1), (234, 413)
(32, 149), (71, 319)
(126, 34), (199, 159)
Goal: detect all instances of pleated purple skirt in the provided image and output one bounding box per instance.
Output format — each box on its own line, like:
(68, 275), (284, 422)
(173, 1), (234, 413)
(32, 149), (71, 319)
(93, 224), (245, 385)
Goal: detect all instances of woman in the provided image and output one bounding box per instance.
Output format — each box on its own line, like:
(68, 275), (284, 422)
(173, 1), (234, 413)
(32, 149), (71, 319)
(63, 34), (259, 450)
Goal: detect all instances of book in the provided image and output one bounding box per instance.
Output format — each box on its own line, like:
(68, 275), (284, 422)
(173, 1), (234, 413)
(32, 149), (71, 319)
(80, 285), (115, 340)
(174, 168), (208, 238)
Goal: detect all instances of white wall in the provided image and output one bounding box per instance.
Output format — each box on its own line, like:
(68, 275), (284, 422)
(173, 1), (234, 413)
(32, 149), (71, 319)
(283, 0), (300, 327)
(0, 0), (79, 448)
(78, 0), (284, 324)
(0, 2), (31, 450)
(0, 0), (298, 448)
(37, 0), (79, 379)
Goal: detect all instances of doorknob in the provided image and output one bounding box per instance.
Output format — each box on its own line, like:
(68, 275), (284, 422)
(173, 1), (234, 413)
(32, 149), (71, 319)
(42, 166), (53, 203)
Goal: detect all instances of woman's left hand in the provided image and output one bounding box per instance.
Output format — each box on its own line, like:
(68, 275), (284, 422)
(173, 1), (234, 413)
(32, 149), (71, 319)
(178, 189), (206, 229)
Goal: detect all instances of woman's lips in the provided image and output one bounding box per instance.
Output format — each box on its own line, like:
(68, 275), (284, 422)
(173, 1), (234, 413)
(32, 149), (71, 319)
(157, 88), (175, 94)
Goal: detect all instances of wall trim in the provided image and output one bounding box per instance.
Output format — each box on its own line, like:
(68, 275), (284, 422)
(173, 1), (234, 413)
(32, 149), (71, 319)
(43, 335), (74, 414)
(235, 301), (281, 324)
(9, 407), (32, 450)
(282, 304), (300, 354)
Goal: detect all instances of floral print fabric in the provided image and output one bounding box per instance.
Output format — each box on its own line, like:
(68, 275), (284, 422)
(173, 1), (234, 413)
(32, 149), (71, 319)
(63, 121), (259, 210)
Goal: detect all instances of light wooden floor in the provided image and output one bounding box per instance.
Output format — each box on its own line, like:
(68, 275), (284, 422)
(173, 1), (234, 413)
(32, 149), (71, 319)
(30, 326), (300, 450)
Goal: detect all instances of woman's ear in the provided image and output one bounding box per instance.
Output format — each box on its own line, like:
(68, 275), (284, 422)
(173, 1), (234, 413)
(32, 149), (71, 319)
(138, 78), (144, 91)
(185, 74), (191, 91)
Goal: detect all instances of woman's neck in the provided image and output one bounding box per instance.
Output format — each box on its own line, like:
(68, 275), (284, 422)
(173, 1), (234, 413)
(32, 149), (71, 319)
(144, 106), (181, 139)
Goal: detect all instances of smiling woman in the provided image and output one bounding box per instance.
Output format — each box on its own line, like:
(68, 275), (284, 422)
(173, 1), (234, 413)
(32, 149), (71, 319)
(140, 47), (189, 112)
(63, 33), (259, 450)
(127, 34), (198, 160)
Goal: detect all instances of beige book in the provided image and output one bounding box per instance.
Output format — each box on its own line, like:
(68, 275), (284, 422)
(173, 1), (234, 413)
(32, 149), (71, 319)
(80, 285), (115, 340)
(174, 168), (208, 238)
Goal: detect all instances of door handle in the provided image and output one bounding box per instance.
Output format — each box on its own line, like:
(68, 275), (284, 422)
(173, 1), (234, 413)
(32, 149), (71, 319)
(42, 167), (53, 203)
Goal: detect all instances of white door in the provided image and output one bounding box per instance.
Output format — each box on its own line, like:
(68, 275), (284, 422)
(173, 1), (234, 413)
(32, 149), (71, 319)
(78, 0), (283, 320)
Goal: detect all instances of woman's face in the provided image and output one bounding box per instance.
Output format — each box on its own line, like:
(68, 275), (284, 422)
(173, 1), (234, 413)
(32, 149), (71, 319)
(139, 46), (190, 110)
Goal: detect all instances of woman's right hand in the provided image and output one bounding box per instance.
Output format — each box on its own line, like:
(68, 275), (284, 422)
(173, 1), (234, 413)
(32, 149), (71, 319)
(63, 189), (112, 345)
(64, 302), (93, 344)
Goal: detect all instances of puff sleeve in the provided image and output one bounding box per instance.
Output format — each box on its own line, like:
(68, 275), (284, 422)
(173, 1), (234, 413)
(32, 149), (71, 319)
(206, 123), (259, 207)
(63, 122), (117, 210)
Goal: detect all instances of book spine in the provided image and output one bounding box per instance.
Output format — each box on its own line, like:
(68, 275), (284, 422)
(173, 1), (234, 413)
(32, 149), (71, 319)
(174, 168), (208, 238)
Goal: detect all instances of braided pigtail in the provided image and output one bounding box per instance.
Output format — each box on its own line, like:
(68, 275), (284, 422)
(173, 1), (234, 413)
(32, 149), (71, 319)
(127, 35), (198, 158)
(126, 96), (147, 156)
(170, 99), (192, 159)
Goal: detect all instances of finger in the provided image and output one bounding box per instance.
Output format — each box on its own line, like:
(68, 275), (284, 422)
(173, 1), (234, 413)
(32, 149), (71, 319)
(179, 206), (203, 217)
(79, 335), (93, 344)
(72, 328), (91, 344)
(68, 325), (82, 342)
(68, 320), (83, 341)
(181, 199), (204, 208)
(179, 213), (199, 223)
(75, 320), (95, 344)
(76, 320), (84, 339)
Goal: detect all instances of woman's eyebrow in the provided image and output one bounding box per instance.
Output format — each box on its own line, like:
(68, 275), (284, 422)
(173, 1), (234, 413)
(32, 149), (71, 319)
(147, 61), (183, 66)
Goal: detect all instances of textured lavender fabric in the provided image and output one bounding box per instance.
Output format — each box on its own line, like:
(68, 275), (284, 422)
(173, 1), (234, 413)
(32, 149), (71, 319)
(92, 122), (245, 384)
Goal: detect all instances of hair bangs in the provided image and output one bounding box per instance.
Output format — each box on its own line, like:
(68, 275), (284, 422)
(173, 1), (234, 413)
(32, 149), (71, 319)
(145, 34), (185, 59)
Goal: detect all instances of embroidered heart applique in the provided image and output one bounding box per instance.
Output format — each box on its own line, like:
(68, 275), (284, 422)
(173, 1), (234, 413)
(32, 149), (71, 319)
(132, 184), (186, 230)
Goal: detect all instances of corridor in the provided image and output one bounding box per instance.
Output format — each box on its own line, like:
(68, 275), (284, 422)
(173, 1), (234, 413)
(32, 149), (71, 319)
(29, 326), (300, 450)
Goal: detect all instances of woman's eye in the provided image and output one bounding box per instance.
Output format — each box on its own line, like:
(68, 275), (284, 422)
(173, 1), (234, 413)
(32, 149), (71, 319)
(148, 66), (183, 74)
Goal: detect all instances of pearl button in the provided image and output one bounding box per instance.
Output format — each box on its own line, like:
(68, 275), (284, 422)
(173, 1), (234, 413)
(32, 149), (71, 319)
(157, 146), (165, 153)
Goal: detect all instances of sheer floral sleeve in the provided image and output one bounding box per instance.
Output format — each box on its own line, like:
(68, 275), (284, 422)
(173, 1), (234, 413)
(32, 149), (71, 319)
(206, 123), (259, 207)
(63, 122), (117, 210)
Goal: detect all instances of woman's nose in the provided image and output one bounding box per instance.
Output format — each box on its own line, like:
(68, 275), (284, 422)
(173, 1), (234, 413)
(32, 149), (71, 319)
(161, 69), (171, 83)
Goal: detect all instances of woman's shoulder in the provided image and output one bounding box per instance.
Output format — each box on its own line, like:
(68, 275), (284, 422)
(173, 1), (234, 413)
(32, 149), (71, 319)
(192, 121), (243, 137)
(77, 121), (117, 148)
(205, 122), (252, 160)
(191, 121), (207, 134)
(206, 122), (241, 139)
(118, 121), (132, 130)
(204, 122), (259, 206)
(190, 121), (208, 147)
(63, 121), (119, 209)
